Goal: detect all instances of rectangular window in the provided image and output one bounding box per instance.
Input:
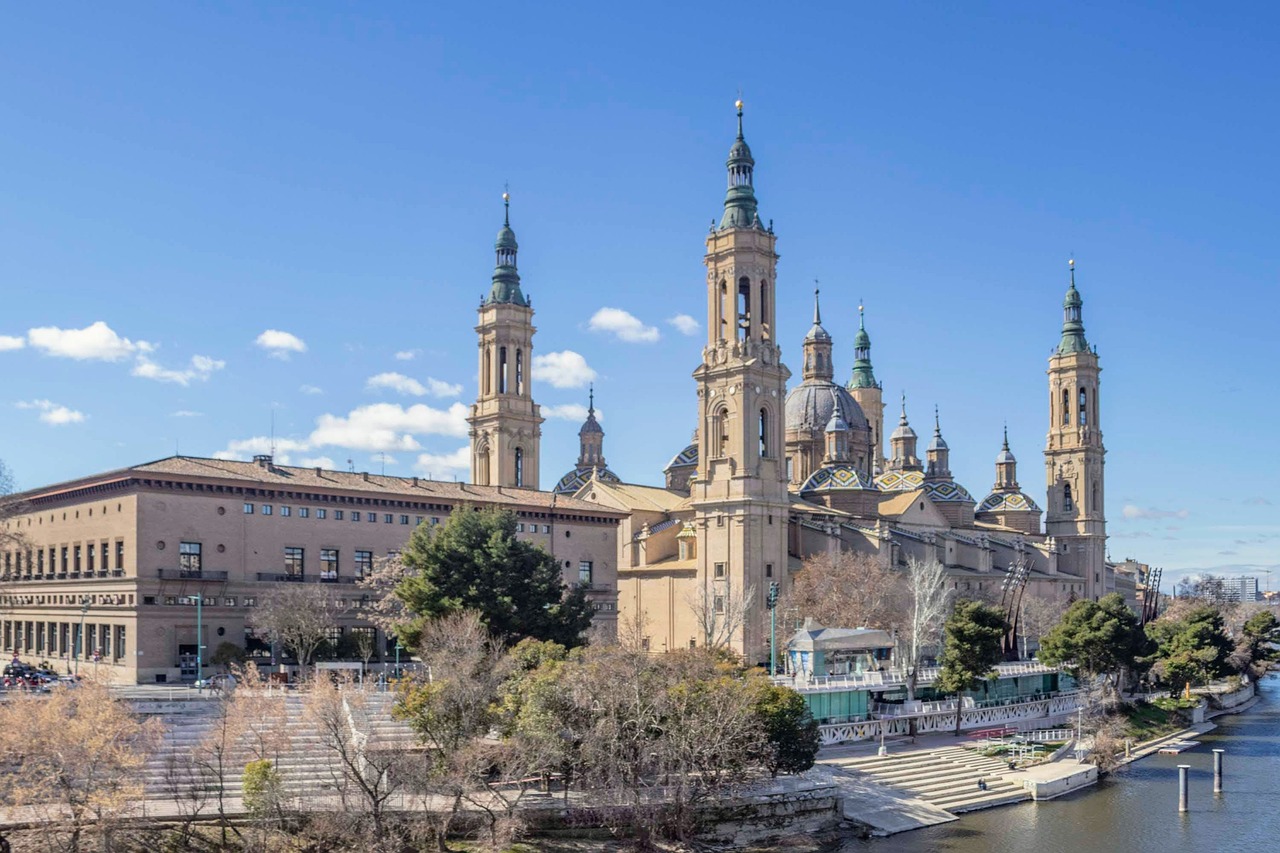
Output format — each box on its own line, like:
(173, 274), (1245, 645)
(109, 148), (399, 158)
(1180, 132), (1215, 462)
(115, 541), (124, 570)
(717, 515), (725, 527)
(335, 510), (344, 521)
(87, 544), (95, 573)
(714, 562), (726, 579)
(351, 511), (361, 522)
(323, 626), (342, 647)
(416, 516), (424, 525)
(37, 550), (44, 575)
(223, 597), (236, 607)
(321, 549), (339, 580)
(244, 503), (254, 514)
(578, 560), (593, 586)
(316, 509), (327, 520)
(179, 542), (202, 575)
(516, 523), (525, 533)
(299, 507), (309, 518)
(262, 505), (273, 516)
(714, 595), (725, 614)
(765, 563), (773, 578)
(281, 506), (291, 517)
(284, 546), (304, 579)
(543, 524), (551, 534)
(243, 597), (257, 607)
(61, 547), (68, 574)
(400, 515), (409, 525)
(73, 545), (82, 574)
(354, 550), (373, 579)
(115, 625), (126, 660)
(431, 517), (440, 526)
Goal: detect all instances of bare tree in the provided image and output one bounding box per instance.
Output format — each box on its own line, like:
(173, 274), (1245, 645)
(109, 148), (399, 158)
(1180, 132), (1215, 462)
(0, 678), (161, 853)
(898, 556), (952, 703)
(249, 583), (338, 676)
(687, 581), (755, 651)
(357, 554), (412, 637)
(1019, 593), (1068, 655)
(785, 551), (902, 630)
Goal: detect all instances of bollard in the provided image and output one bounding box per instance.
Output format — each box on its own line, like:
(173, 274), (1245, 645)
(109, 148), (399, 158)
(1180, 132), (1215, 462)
(1178, 764), (1190, 813)
(1213, 749), (1224, 794)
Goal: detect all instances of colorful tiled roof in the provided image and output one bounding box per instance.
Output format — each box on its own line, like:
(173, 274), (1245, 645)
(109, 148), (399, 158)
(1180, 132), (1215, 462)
(977, 491), (1042, 513)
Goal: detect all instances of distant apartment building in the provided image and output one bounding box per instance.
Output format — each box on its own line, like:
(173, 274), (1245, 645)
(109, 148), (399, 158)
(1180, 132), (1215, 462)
(0, 455), (622, 684)
(1223, 576), (1260, 602)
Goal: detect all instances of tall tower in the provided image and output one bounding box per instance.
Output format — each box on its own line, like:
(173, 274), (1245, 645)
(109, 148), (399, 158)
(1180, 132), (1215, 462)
(888, 396), (922, 472)
(1044, 260), (1106, 599)
(467, 192), (544, 488)
(577, 386), (606, 469)
(691, 101), (791, 662)
(847, 304), (885, 473)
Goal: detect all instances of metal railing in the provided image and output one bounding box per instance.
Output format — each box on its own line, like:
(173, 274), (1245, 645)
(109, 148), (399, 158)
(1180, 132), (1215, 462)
(158, 568), (229, 581)
(773, 660), (1057, 693)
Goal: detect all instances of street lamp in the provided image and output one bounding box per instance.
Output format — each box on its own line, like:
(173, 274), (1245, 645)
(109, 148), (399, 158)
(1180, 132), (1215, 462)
(188, 594), (204, 685)
(75, 596), (90, 677)
(394, 640), (403, 680)
(766, 582), (780, 677)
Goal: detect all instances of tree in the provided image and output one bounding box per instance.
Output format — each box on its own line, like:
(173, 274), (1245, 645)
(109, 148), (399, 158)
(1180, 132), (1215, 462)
(1018, 593), (1068, 654)
(785, 551), (901, 631)
(249, 583), (338, 674)
(935, 600), (1007, 735)
(898, 556), (952, 704)
(1037, 593), (1152, 702)
(1146, 604), (1234, 689)
(0, 678), (161, 852)
(686, 581), (755, 652)
(394, 507), (592, 649)
(209, 641), (247, 669)
(1231, 610), (1280, 679)
(749, 681), (820, 776)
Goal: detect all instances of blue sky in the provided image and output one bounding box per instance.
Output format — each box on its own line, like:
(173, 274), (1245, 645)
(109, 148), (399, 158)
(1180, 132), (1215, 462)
(1, 3), (1276, 583)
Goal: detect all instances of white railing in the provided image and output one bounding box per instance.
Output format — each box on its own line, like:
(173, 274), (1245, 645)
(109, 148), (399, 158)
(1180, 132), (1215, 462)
(776, 660), (1057, 695)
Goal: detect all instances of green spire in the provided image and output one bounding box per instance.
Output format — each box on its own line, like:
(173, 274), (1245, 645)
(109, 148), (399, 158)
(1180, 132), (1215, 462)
(719, 99), (763, 230)
(1056, 258), (1088, 355)
(848, 301), (879, 390)
(487, 190), (528, 307)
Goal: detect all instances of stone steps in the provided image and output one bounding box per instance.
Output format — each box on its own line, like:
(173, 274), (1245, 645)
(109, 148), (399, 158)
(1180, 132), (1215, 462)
(839, 746), (1031, 815)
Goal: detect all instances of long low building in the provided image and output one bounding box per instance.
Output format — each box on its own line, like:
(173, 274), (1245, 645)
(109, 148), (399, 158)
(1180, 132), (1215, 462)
(0, 454), (623, 684)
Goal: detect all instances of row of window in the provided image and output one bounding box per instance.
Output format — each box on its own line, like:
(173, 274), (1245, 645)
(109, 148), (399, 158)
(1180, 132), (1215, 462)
(1, 593), (134, 608)
(2, 540), (127, 580)
(179, 541), (377, 580)
(243, 504), (442, 527)
(2, 619), (127, 661)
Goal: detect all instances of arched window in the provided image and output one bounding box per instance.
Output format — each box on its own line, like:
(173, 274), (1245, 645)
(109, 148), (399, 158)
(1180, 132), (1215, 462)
(760, 282), (770, 339)
(1092, 481), (1099, 514)
(1063, 482), (1073, 512)
(516, 349), (524, 395)
(483, 348), (492, 396)
(514, 447), (524, 487)
(737, 277), (751, 341)
(1078, 387), (1088, 426)
(476, 442), (491, 486)
(714, 407), (730, 457)
(499, 347), (508, 394)
(719, 281), (728, 341)
(759, 408), (770, 458)
(1061, 388), (1070, 425)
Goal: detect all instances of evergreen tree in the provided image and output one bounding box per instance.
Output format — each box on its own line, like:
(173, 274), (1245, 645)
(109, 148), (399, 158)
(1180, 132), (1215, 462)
(935, 600), (1007, 735)
(1037, 593), (1152, 697)
(750, 681), (821, 776)
(1146, 605), (1234, 689)
(394, 507), (593, 648)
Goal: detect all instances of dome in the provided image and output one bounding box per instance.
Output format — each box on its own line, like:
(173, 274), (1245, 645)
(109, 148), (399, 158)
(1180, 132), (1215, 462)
(800, 464), (878, 494)
(923, 480), (975, 504)
(728, 136), (754, 165)
(580, 412), (603, 436)
(495, 224), (518, 253)
(928, 433), (948, 452)
(825, 407), (849, 433)
(664, 443), (698, 472)
(978, 491), (1042, 513)
(854, 326), (871, 349)
(996, 446), (1016, 464)
(874, 469), (924, 493)
(553, 465), (621, 496)
(890, 420), (917, 442)
(804, 321), (831, 343)
(785, 382), (869, 433)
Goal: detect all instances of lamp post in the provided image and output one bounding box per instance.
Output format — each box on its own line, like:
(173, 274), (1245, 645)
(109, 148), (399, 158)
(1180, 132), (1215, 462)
(190, 594), (203, 686)
(394, 640), (403, 680)
(75, 597), (90, 677)
(766, 582), (780, 677)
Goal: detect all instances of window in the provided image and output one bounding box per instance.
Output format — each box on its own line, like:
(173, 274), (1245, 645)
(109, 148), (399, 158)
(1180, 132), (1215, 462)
(499, 346), (508, 394)
(281, 506), (291, 517)
(115, 626), (125, 660)
(542, 524), (551, 534)
(262, 505), (273, 516)
(714, 595), (725, 614)
(1078, 387), (1088, 426)
(352, 511), (361, 522)
(87, 543), (95, 573)
(765, 563), (773, 578)
(73, 546), (82, 574)
(383, 513), (393, 524)
(299, 508), (309, 518)
(115, 541), (124, 570)
(243, 597), (257, 607)
(354, 550), (373, 579)
(714, 562), (726, 579)
(334, 510), (344, 521)
(641, 637), (651, 652)
(223, 597), (236, 607)
(368, 512), (377, 523)
(431, 517), (440, 526)
(759, 408), (770, 457)
(578, 561), (593, 586)
(1063, 483), (1073, 513)
(179, 542), (202, 574)
(317, 509), (327, 520)
(713, 407), (730, 457)
(61, 547), (68, 574)
(514, 447), (524, 487)
(244, 503), (254, 514)
(400, 515), (410, 525)
(516, 348), (524, 395)
(284, 547), (304, 579)
(416, 516), (425, 525)
(516, 523), (525, 533)
(1061, 388), (1070, 425)
(321, 549), (339, 580)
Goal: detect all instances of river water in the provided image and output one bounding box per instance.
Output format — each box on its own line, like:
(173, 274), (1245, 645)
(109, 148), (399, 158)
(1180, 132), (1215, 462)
(838, 674), (1280, 853)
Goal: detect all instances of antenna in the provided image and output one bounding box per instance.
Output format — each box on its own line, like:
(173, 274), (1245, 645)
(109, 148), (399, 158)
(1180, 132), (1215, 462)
(347, 458), (354, 473)
(270, 407), (276, 458)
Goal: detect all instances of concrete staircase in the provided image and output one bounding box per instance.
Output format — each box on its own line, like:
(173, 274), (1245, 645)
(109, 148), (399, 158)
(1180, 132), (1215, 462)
(141, 691), (418, 804)
(835, 746), (1030, 813)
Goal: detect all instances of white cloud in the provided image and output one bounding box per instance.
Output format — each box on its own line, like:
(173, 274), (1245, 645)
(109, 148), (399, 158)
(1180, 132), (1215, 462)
(667, 314), (700, 336)
(299, 384), (324, 395)
(132, 353), (225, 385)
(17, 399), (87, 426)
(254, 329), (307, 359)
(532, 350), (597, 389)
(0, 335), (25, 351)
(171, 410), (203, 418)
(414, 446), (470, 476)
(27, 321), (151, 361)
(1122, 505), (1190, 520)
(542, 403), (603, 422)
(394, 349), (419, 361)
(300, 456), (337, 470)
(309, 402), (470, 451)
(366, 373), (464, 399)
(588, 307), (660, 343)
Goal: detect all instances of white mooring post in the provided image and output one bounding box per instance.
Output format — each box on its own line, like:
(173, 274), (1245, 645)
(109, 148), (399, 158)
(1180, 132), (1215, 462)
(1178, 764), (1190, 813)
(1213, 749), (1224, 794)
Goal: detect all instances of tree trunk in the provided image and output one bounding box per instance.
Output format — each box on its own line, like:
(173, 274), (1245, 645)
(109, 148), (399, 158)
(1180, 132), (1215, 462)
(954, 695), (963, 736)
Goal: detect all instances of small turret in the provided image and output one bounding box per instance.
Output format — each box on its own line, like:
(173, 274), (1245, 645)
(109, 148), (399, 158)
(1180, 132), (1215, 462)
(889, 394), (922, 471)
(925, 406), (952, 480)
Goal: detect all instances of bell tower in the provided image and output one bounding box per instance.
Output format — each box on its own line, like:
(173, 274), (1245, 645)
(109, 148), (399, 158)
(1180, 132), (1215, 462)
(847, 305), (885, 473)
(691, 101), (791, 662)
(467, 192), (543, 488)
(1044, 260), (1106, 599)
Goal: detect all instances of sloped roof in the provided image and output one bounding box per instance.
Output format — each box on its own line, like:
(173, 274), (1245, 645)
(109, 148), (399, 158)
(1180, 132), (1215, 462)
(577, 480), (690, 513)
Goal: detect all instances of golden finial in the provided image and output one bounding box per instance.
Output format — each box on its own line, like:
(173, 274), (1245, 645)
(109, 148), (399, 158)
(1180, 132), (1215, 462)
(1069, 257), (1074, 268)
(735, 98), (744, 111)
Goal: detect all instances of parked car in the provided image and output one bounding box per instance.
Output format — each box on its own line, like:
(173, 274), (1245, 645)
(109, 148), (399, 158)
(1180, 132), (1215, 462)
(194, 673), (237, 692)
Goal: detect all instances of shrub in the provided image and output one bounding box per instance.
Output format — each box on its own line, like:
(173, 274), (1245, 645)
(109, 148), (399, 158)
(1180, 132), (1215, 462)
(242, 758), (283, 818)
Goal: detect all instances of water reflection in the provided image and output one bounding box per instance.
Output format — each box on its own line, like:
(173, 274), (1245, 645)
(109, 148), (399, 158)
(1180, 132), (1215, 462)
(837, 675), (1278, 853)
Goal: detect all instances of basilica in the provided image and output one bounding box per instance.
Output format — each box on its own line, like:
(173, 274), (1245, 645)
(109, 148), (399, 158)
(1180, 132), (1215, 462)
(466, 103), (1120, 661)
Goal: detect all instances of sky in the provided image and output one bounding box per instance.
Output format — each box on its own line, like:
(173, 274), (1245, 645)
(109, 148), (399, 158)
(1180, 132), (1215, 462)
(0, 3), (1276, 584)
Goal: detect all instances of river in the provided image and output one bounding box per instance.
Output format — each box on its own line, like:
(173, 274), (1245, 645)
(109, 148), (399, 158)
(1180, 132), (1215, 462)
(838, 674), (1280, 853)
